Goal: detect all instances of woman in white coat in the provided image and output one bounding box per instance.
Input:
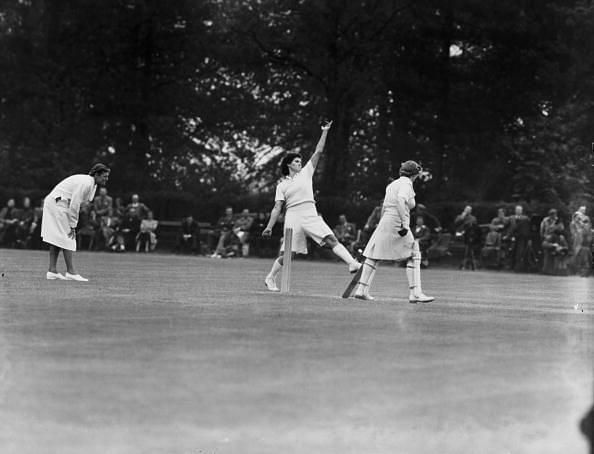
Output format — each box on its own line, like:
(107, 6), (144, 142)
(41, 163), (111, 281)
(354, 161), (434, 303)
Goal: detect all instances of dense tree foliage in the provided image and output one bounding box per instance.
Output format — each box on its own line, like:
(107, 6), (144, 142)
(1, 0), (592, 210)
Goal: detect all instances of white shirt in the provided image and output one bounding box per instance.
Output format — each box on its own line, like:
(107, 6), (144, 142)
(383, 176), (416, 227)
(274, 161), (315, 209)
(48, 174), (97, 228)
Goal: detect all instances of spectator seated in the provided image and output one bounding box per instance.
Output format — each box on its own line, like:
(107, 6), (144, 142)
(210, 207), (235, 258)
(122, 194), (150, 249)
(231, 209), (255, 257)
(14, 197), (35, 248)
(0, 198), (19, 247)
(427, 232), (452, 261)
(136, 211), (158, 252)
(175, 215), (201, 254)
(76, 204), (99, 250)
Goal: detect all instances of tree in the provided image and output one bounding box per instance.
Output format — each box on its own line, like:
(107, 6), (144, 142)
(509, 0), (594, 207)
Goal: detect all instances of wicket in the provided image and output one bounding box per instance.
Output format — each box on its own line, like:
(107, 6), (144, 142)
(280, 228), (293, 293)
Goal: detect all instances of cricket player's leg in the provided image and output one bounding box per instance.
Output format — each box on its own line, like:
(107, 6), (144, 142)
(265, 256), (282, 291)
(63, 250), (88, 281)
(353, 258), (378, 301)
(324, 235), (361, 273)
(46, 246), (67, 280)
(265, 251), (296, 292)
(406, 240), (434, 303)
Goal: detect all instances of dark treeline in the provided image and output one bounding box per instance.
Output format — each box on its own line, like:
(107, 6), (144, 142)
(1, 0), (593, 215)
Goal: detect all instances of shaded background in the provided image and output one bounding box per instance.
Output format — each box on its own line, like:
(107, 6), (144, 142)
(1, 0), (593, 224)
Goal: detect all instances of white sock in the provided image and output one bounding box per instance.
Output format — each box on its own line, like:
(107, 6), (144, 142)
(268, 257), (282, 279)
(332, 243), (356, 265)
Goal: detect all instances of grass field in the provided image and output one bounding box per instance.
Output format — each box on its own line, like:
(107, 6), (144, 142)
(0, 249), (592, 454)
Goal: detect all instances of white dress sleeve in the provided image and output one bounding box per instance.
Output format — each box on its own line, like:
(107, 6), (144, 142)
(274, 181), (286, 202)
(67, 181), (93, 228)
(396, 182), (415, 209)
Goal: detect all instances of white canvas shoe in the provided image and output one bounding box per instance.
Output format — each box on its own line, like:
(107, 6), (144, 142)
(65, 272), (89, 282)
(354, 293), (375, 301)
(46, 271), (66, 280)
(264, 276), (279, 292)
(409, 293), (434, 303)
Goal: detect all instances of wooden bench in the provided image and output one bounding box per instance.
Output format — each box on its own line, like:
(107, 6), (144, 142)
(156, 220), (215, 252)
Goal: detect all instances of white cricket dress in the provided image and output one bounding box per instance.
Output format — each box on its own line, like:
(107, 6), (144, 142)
(275, 161), (333, 254)
(363, 176), (416, 261)
(41, 174), (97, 250)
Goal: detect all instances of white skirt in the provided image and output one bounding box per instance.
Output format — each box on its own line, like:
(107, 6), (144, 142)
(363, 212), (414, 261)
(41, 197), (77, 251)
(281, 202), (334, 254)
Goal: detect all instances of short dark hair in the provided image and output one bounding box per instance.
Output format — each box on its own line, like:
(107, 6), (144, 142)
(89, 163), (110, 176)
(399, 160), (422, 177)
(280, 153), (302, 176)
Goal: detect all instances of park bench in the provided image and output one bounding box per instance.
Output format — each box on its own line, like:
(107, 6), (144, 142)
(156, 220), (215, 252)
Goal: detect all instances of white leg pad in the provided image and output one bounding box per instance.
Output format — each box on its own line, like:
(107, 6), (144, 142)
(407, 241), (422, 294)
(356, 259), (377, 295)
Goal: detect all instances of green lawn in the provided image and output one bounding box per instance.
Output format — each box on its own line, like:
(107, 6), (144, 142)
(0, 249), (592, 454)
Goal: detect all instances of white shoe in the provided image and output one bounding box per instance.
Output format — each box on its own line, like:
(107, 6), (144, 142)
(409, 293), (434, 303)
(65, 272), (89, 282)
(210, 253), (222, 259)
(264, 276), (279, 292)
(354, 293), (375, 301)
(46, 271), (66, 280)
(348, 262), (362, 274)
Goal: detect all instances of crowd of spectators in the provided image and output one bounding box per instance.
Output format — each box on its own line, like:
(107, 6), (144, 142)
(79, 191), (157, 253)
(466, 204), (593, 277)
(1, 193), (592, 276)
(0, 197), (43, 249)
(0, 192), (159, 253)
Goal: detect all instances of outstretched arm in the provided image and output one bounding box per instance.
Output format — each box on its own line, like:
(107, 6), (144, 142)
(262, 201), (284, 237)
(309, 121), (333, 170)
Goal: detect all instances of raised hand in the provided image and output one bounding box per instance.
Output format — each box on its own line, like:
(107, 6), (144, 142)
(321, 120), (333, 131)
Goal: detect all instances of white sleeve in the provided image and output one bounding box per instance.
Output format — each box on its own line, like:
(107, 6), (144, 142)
(303, 161), (314, 179)
(67, 183), (91, 228)
(274, 182), (285, 202)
